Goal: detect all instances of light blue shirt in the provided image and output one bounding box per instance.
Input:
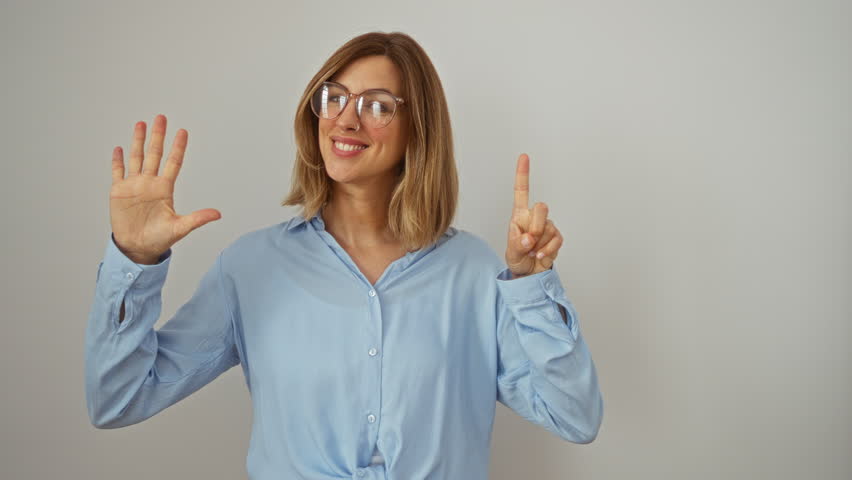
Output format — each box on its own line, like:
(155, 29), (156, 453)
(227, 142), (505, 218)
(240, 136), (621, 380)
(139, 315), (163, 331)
(85, 210), (603, 479)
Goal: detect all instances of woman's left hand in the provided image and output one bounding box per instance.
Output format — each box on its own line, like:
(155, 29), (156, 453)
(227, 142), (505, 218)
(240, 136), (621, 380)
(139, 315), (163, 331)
(505, 153), (564, 278)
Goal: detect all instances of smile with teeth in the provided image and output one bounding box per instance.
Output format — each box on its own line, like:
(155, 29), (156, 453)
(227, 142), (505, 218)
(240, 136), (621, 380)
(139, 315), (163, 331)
(334, 141), (368, 151)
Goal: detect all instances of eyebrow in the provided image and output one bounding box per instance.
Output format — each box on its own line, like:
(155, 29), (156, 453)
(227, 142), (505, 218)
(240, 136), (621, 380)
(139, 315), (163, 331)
(327, 80), (400, 97)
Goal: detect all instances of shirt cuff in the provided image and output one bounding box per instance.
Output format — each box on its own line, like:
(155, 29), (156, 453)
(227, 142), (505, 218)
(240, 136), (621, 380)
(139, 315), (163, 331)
(495, 266), (579, 340)
(98, 233), (173, 293)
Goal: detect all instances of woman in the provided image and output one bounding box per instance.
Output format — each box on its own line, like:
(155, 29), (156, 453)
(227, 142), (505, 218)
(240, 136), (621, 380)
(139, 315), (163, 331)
(85, 31), (603, 479)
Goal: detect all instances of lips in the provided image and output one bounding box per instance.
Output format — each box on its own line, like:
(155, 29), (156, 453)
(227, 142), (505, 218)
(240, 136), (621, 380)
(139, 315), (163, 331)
(331, 136), (368, 147)
(331, 138), (369, 157)
(332, 140), (368, 152)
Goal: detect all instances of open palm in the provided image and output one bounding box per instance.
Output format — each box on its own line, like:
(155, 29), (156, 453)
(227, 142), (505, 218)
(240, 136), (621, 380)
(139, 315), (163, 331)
(109, 114), (221, 264)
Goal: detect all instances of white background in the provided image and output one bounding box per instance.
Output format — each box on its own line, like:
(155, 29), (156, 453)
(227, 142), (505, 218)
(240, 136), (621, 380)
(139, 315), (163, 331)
(1, 0), (849, 478)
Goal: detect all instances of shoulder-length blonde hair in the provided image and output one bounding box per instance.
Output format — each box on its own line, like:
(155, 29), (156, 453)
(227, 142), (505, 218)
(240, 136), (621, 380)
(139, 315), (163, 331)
(281, 31), (458, 252)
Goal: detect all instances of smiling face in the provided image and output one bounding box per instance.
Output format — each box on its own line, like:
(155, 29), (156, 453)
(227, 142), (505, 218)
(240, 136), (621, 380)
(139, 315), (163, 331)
(317, 55), (410, 189)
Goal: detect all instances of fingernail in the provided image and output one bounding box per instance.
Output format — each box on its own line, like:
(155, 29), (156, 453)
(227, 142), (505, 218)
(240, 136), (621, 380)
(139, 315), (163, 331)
(536, 251), (544, 259)
(521, 237), (530, 248)
(528, 250), (536, 257)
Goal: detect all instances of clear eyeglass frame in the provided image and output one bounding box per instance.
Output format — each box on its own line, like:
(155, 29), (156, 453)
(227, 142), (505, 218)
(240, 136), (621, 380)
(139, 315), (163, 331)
(310, 80), (405, 129)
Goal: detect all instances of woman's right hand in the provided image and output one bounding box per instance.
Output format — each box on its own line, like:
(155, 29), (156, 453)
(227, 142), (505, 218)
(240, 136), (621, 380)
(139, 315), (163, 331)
(110, 114), (221, 265)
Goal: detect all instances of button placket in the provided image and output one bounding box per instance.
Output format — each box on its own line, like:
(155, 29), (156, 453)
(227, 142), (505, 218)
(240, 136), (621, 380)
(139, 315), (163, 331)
(365, 286), (382, 449)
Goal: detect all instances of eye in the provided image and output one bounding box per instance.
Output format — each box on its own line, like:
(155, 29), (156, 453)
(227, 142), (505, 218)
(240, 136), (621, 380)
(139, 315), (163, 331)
(367, 101), (390, 113)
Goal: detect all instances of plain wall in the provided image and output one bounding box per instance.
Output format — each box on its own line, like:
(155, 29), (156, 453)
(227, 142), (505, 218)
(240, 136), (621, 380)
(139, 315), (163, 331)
(1, 0), (849, 478)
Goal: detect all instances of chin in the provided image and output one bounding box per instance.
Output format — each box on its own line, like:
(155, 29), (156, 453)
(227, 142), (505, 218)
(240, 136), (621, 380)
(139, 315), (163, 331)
(322, 158), (359, 185)
(324, 170), (352, 184)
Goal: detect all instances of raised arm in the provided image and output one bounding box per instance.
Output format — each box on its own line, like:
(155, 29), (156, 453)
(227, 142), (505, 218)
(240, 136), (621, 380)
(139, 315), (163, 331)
(85, 115), (238, 428)
(495, 153), (603, 443)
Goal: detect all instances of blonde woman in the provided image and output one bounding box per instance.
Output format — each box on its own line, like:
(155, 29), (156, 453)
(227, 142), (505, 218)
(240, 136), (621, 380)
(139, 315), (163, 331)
(85, 31), (603, 479)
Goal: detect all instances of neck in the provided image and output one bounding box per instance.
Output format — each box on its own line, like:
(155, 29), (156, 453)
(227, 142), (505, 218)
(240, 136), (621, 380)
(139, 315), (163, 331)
(322, 183), (398, 249)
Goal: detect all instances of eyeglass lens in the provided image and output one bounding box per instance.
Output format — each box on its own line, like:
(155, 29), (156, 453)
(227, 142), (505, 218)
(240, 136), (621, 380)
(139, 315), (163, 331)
(311, 83), (397, 128)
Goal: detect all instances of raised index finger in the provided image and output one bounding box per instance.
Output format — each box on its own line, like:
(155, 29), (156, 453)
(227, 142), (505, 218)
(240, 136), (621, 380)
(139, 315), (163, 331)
(514, 153), (530, 211)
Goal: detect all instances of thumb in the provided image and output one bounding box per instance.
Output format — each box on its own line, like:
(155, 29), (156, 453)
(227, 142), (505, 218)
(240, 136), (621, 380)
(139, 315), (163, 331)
(176, 208), (221, 238)
(514, 223), (534, 252)
(508, 222), (534, 259)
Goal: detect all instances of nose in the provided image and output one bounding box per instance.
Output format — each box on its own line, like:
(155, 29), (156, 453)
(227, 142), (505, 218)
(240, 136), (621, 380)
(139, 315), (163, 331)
(335, 95), (360, 132)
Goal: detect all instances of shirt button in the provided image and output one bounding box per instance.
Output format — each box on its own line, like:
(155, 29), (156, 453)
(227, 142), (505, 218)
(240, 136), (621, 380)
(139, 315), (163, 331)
(356, 469), (365, 477)
(126, 272), (134, 280)
(368, 348), (377, 356)
(544, 280), (552, 289)
(367, 414), (376, 423)
(368, 289), (376, 297)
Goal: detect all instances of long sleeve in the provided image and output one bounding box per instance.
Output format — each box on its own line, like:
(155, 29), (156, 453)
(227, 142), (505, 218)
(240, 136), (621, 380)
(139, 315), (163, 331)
(84, 233), (240, 429)
(494, 266), (604, 443)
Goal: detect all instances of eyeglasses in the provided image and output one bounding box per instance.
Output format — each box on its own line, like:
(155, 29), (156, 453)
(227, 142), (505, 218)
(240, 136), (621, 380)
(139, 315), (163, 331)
(310, 81), (405, 129)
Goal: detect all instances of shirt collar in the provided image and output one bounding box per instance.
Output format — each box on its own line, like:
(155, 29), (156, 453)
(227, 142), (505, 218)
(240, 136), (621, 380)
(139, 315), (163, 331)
(285, 213), (311, 231)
